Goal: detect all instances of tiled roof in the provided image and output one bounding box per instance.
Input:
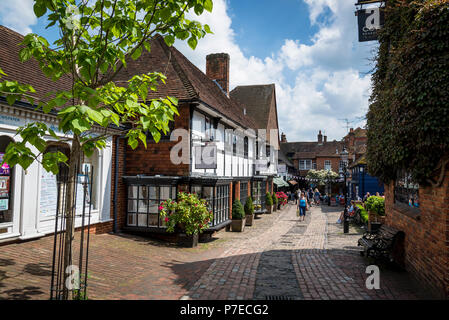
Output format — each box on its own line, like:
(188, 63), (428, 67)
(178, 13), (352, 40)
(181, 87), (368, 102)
(280, 140), (344, 159)
(0, 27), (257, 129)
(114, 35), (257, 129)
(229, 84), (275, 129)
(0, 25), (72, 103)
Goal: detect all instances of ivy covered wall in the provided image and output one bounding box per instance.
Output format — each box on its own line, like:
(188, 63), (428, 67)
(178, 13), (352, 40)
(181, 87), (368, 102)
(366, 0), (449, 184)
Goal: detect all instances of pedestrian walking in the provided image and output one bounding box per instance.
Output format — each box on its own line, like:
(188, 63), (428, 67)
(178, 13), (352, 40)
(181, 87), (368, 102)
(298, 192), (307, 221)
(314, 188), (321, 205)
(294, 190), (299, 204)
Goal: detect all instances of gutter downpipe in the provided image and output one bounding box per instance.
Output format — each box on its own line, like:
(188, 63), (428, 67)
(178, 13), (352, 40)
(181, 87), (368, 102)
(113, 135), (126, 233)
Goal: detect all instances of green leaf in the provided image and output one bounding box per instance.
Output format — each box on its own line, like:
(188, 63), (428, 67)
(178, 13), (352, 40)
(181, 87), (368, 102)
(33, 2), (47, 17)
(131, 46), (142, 60)
(187, 36), (198, 50)
(164, 35), (175, 47)
(204, 0), (213, 12)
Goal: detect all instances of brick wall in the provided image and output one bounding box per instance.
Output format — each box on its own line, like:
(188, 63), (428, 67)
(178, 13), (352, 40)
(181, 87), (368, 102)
(316, 157), (340, 172)
(125, 103), (190, 177)
(110, 135), (127, 232)
(206, 53), (230, 95)
(384, 163), (449, 298)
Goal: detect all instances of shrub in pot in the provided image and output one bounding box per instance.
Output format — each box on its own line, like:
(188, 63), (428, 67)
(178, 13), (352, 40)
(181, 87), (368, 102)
(231, 199), (245, 232)
(365, 195), (386, 230)
(266, 192), (273, 213)
(159, 192), (213, 247)
(244, 196), (254, 226)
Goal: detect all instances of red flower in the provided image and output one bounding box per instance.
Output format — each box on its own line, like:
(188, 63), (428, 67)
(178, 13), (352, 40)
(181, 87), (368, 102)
(164, 217), (169, 222)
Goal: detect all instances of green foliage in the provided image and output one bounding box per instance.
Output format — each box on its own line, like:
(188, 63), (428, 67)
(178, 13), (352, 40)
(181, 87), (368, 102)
(366, 0), (449, 184)
(306, 169), (339, 186)
(244, 196), (254, 215)
(365, 196), (385, 216)
(356, 204), (369, 223)
(0, 0), (213, 173)
(159, 192), (213, 235)
(272, 192), (278, 205)
(265, 192), (273, 206)
(232, 199), (245, 220)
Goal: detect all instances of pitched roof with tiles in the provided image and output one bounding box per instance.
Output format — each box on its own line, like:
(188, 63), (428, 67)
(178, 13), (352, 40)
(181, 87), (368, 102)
(0, 27), (256, 129)
(0, 25), (72, 103)
(229, 84), (276, 130)
(280, 140), (344, 160)
(114, 35), (257, 129)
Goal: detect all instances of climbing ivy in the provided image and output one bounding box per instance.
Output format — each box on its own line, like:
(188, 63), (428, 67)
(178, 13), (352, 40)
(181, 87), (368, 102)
(366, 0), (449, 184)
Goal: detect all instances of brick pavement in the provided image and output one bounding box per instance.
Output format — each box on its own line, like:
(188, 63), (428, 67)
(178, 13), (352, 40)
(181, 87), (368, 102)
(0, 202), (437, 300)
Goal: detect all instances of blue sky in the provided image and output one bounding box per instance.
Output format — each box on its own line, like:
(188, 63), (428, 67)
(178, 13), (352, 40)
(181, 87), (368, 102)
(0, 0), (378, 142)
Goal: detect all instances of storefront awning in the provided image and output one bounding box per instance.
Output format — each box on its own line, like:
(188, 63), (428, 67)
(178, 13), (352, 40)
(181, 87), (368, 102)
(273, 177), (289, 187)
(288, 180), (297, 185)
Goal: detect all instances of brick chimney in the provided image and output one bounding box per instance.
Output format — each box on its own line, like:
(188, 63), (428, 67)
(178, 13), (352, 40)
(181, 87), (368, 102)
(206, 53), (230, 96)
(317, 130), (323, 144)
(324, 135), (327, 143)
(281, 132), (287, 143)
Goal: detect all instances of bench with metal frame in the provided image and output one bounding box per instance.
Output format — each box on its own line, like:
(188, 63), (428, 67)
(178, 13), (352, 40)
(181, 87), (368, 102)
(358, 224), (401, 262)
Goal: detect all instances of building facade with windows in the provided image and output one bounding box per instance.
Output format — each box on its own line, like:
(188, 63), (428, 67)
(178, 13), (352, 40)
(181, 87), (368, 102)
(117, 36), (278, 235)
(0, 26), (119, 243)
(280, 131), (344, 180)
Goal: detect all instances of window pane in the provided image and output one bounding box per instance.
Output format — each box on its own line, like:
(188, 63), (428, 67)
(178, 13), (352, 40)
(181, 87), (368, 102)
(128, 185), (138, 198)
(127, 213), (136, 226)
(148, 213), (158, 226)
(128, 200), (137, 212)
(160, 186), (170, 200)
(138, 199), (147, 213)
(137, 214), (147, 227)
(139, 186), (148, 200)
(148, 201), (158, 213)
(149, 186), (157, 199)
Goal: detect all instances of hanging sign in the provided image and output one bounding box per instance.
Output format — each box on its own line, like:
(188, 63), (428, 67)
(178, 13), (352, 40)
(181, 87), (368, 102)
(357, 5), (385, 42)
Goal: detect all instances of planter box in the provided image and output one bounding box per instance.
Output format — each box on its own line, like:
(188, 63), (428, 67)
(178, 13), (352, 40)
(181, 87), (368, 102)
(177, 233), (199, 247)
(245, 214), (254, 226)
(273, 205), (277, 212)
(231, 219), (245, 232)
(266, 205), (273, 214)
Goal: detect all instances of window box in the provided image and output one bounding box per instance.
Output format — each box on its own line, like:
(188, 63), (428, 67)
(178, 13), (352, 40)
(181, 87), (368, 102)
(231, 218), (245, 232)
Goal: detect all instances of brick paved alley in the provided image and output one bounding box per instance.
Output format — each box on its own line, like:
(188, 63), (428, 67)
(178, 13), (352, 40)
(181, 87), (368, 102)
(0, 204), (436, 300)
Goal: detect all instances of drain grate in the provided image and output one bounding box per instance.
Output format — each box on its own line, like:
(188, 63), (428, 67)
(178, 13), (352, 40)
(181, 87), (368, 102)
(265, 295), (292, 300)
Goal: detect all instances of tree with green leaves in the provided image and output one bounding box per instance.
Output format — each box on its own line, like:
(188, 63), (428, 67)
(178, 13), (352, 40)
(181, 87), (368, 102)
(0, 0), (213, 299)
(306, 169), (339, 186)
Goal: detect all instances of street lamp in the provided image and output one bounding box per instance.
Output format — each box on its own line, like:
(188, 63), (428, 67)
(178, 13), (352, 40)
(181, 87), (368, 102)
(340, 148), (349, 234)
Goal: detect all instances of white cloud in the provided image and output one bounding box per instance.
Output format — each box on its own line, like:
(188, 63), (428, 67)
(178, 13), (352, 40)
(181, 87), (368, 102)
(0, 0), (36, 35)
(0, 0), (374, 142)
(177, 0), (374, 141)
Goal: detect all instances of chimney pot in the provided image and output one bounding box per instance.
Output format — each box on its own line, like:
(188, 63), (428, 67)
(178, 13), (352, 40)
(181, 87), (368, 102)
(281, 132), (287, 143)
(324, 135), (327, 143)
(318, 130), (323, 143)
(206, 53), (230, 96)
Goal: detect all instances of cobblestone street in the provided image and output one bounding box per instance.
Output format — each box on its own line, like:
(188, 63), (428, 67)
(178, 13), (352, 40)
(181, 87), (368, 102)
(0, 204), (435, 300)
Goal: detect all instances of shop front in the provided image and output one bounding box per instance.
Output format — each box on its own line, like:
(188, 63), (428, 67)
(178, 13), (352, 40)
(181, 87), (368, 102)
(0, 103), (115, 243)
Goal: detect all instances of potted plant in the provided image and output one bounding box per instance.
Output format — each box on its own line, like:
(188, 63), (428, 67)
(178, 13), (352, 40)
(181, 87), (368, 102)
(272, 192), (278, 212)
(265, 192), (273, 213)
(244, 197), (254, 226)
(159, 192), (213, 247)
(276, 191), (287, 209)
(231, 199), (245, 232)
(365, 195), (385, 231)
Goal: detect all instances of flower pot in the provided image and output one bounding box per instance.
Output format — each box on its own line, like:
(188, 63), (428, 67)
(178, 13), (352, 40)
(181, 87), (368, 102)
(245, 214), (254, 226)
(277, 203), (281, 210)
(177, 232), (199, 247)
(231, 219), (245, 232)
(266, 205), (272, 214)
(273, 205), (277, 212)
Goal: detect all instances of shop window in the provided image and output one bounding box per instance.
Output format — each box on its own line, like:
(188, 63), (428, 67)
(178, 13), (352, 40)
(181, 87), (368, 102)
(324, 160), (331, 171)
(193, 184), (230, 227)
(39, 143), (71, 217)
(0, 136), (14, 224)
(240, 182), (248, 206)
(395, 171), (419, 208)
(252, 180), (266, 212)
(82, 149), (100, 210)
(127, 185), (176, 227)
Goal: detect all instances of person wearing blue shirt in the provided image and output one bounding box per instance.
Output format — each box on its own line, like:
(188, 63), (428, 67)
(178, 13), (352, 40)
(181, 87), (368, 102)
(298, 193), (308, 221)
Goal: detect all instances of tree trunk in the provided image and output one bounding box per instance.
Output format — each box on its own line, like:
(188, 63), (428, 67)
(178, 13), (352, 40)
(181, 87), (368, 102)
(62, 135), (81, 300)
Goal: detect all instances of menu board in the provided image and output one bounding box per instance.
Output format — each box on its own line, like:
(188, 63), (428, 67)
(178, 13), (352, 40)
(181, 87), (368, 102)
(40, 169), (58, 216)
(0, 153), (10, 212)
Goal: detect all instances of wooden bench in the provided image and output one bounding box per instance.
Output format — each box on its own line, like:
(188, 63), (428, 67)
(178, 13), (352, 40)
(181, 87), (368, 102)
(358, 224), (401, 262)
